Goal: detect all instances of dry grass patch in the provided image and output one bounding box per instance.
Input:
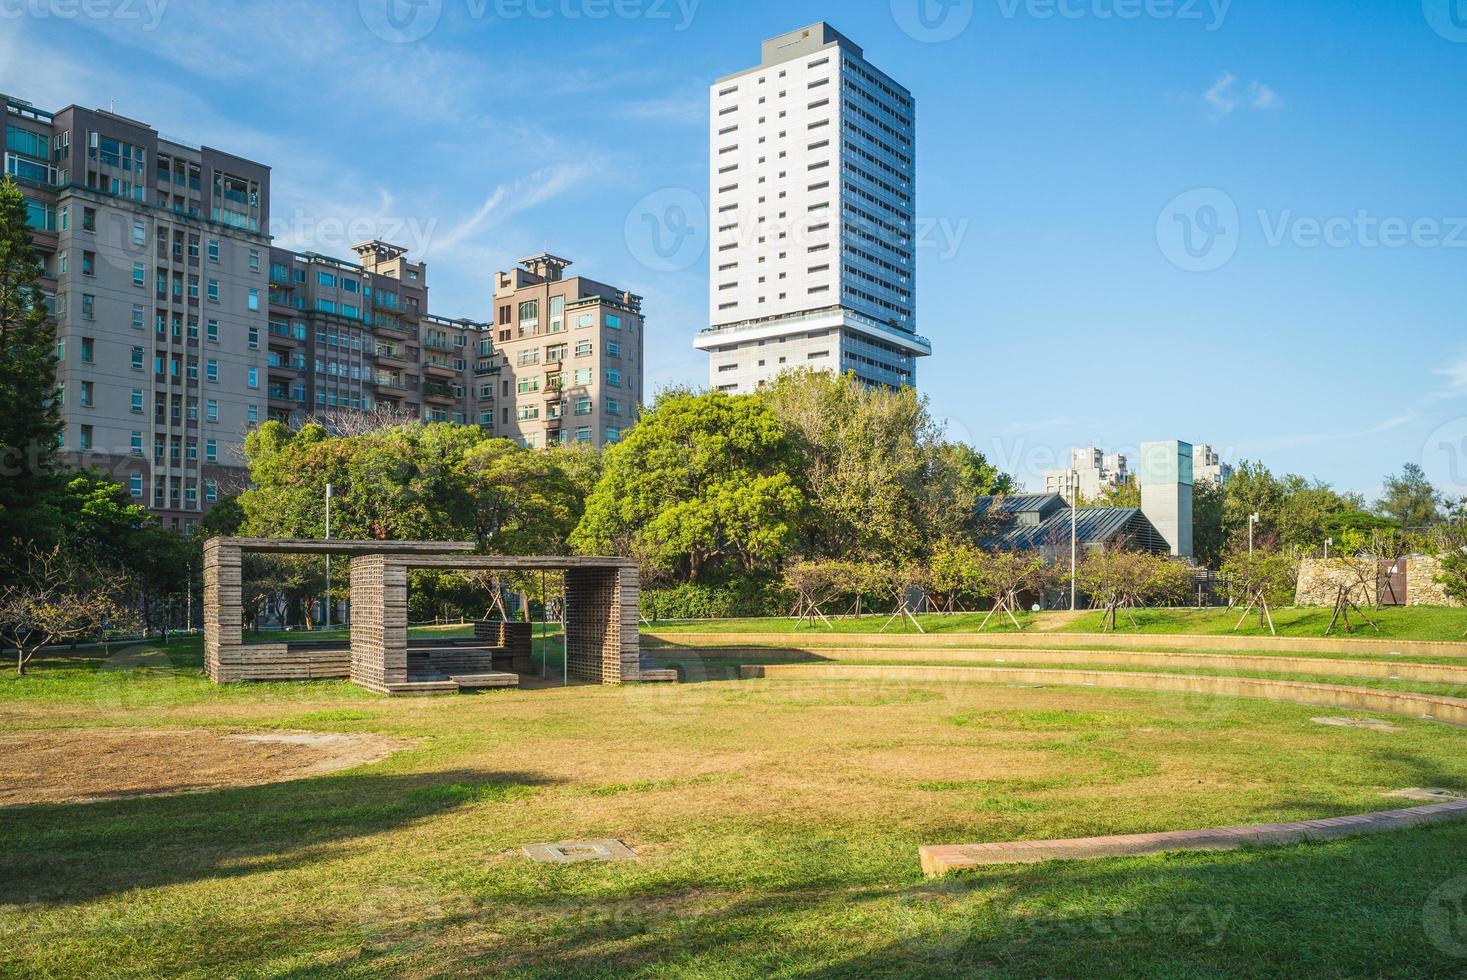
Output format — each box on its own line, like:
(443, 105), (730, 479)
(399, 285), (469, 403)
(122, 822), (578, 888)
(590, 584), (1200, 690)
(0, 727), (413, 806)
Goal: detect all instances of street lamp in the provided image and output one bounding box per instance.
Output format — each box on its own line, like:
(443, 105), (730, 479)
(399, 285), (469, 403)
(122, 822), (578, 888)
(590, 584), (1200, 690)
(1069, 470), (1078, 612)
(1249, 512), (1260, 556)
(324, 483), (333, 631)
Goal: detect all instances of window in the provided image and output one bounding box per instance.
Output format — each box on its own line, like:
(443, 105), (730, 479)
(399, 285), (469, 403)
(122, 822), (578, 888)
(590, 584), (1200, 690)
(79, 425), (92, 450)
(517, 405), (540, 421)
(246, 325), (257, 349)
(130, 431), (143, 456)
(575, 341), (593, 357)
(605, 427), (621, 443)
(605, 369), (622, 388)
(205, 439), (217, 462)
(248, 250), (260, 273)
(574, 367), (593, 385)
(132, 262), (145, 287)
(132, 220), (146, 246)
(207, 239), (220, 262)
(131, 346), (143, 370)
(549, 295), (564, 332)
(576, 313), (594, 329)
(575, 397), (593, 415)
(607, 341), (621, 358)
(205, 479), (218, 502)
(186, 439), (198, 461)
(207, 279), (219, 302)
(57, 250), (68, 276)
(206, 359), (218, 382)
(132, 304), (144, 330)
(81, 251), (95, 276)
(79, 381), (93, 407)
(80, 337), (94, 363)
(208, 319), (220, 343)
(517, 378), (540, 394)
(206, 399), (218, 422)
(130, 389), (144, 413)
(82, 207), (95, 231)
(81, 294), (95, 319)
(247, 288), (259, 311)
(607, 399), (622, 416)
(606, 314), (622, 329)
(247, 367), (258, 389)
(129, 473), (143, 498)
(575, 426), (593, 442)
(246, 404), (258, 423)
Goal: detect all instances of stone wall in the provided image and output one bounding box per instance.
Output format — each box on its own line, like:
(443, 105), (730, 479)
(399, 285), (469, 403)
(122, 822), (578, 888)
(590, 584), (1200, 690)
(1294, 558), (1377, 607)
(1296, 556), (1463, 608)
(1408, 555), (1462, 607)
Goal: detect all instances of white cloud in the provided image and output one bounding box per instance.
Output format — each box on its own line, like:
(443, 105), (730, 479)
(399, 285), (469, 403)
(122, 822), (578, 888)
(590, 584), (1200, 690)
(1250, 82), (1283, 110)
(1203, 71), (1240, 116)
(1203, 71), (1282, 119)
(1435, 352), (1467, 393)
(431, 163), (599, 255)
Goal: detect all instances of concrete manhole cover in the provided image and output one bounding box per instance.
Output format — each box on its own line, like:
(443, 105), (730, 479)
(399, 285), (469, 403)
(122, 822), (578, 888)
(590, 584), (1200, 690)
(1312, 717), (1403, 733)
(1386, 788), (1466, 802)
(521, 839), (639, 864)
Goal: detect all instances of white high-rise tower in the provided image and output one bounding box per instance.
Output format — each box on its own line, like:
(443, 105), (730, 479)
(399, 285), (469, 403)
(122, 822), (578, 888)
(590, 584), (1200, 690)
(695, 23), (930, 393)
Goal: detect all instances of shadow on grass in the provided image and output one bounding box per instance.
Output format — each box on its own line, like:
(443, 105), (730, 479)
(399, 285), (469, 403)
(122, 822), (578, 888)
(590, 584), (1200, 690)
(365, 825), (1467, 977)
(0, 769), (560, 905)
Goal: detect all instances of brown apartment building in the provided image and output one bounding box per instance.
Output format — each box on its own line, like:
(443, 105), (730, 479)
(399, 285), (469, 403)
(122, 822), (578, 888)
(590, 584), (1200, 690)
(491, 254), (644, 448)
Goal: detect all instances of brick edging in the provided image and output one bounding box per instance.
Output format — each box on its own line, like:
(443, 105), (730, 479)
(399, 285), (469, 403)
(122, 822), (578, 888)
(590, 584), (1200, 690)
(919, 799), (1467, 875)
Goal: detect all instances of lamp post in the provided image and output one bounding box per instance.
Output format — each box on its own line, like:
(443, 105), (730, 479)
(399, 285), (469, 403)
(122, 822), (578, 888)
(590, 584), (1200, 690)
(324, 483), (333, 631)
(1249, 512), (1260, 556)
(1069, 470), (1078, 612)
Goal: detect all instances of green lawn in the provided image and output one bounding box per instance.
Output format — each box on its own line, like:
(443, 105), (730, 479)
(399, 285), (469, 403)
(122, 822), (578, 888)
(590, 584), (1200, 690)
(649, 605), (1467, 642)
(4, 636), (1467, 976)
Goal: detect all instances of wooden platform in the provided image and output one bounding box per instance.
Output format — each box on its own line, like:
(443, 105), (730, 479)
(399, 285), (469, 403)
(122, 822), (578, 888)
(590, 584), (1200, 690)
(920, 799), (1467, 876)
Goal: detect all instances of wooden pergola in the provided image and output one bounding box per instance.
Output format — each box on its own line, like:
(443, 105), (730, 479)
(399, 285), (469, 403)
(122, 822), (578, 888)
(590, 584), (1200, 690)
(202, 538), (642, 695)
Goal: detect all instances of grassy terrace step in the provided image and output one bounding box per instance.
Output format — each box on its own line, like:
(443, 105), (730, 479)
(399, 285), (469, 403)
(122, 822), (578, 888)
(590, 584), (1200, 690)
(649, 605), (1467, 642)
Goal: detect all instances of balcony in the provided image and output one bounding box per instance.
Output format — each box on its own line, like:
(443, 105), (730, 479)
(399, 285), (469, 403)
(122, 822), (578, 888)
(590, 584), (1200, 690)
(422, 355), (457, 378)
(373, 343), (413, 368)
(373, 375), (408, 391)
(422, 336), (455, 353)
(421, 380), (456, 403)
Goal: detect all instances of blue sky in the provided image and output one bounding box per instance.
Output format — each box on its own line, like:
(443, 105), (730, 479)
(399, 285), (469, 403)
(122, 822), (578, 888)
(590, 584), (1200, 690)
(4, 0), (1465, 501)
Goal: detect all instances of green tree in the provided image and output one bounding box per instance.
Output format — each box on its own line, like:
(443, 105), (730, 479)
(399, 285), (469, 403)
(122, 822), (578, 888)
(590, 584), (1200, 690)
(457, 438), (585, 553)
(1192, 477), (1227, 568)
(0, 177), (62, 557)
(1377, 463), (1440, 528)
(759, 370), (1009, 561)
(572, 389), (803, 579)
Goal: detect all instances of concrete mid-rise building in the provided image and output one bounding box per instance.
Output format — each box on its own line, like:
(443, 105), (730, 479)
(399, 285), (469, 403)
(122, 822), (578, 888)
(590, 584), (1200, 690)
(490, 254), (644, 448)
(1193, 443), (1233, 485)
(1044, 447), (1129, 501)
(694, 23), (930, 394)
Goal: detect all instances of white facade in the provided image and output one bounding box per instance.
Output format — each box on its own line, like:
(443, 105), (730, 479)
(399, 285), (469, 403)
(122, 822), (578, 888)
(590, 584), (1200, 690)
(1044, 447), (1129, 501)
(1193, 443), (1233, 485)
(695, 23), (930, 393)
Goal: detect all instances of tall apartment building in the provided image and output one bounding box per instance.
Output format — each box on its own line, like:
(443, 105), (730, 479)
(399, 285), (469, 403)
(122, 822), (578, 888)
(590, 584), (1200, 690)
(490, 254), (644, 449)
(1044, 447), (1130, 501)
(263, 241), (492, 429)
(5, 94), (498, 530)
(6, 94), (271, 529)
(694, 23), (930, 394)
